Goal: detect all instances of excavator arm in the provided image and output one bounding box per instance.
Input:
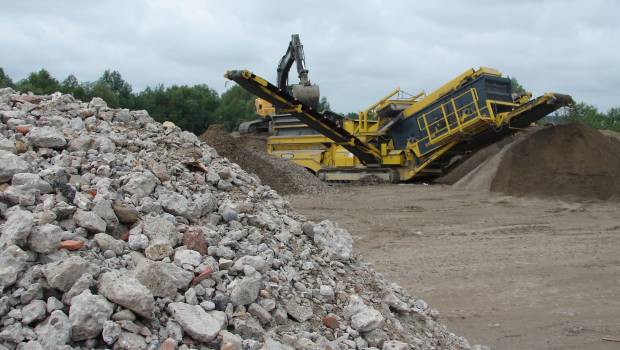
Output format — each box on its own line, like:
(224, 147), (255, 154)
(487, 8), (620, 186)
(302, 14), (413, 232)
(273, 34), (320, 109)
(277, 34), (309, 89)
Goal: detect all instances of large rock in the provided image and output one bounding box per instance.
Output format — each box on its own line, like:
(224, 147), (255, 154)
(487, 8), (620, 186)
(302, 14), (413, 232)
(21, 300), (47, 324)
(28, 223), (62, 254)
(88, 97), (107, 109)
(11, 173), (53, 193)
(112, 203), (140, 224)
(284, 299), (313, 322)
(230, 276), (262, 306)
(141, 216), (176, 243)
(93, 199), (120, 232)
(133, 260), (193, 298)
(74, 209), (107, 233)
(0, 134), (15, 153)
(311, 220), (353, 261)
(27, 126), (67, 148)
(0, 207), (34, 248)
(43, 255), (90, 292)
(68, 135), (94, 151)
(113, 331), (147, 350)
(102, 320), (121, 345)
(144, 238), (174, 260)
(142, 216), (177, 260)
(174, 249), (202, 267)
(122, 171), (158, 198)
(0, 150), (29, 183)
(167, 302), (226, 342)
(35, 310), (71, 348)
(69, 290), (114, 341)
(94, 233), (125, 255)
(0, 322), (24, 343)
(159, 191), (191, 218)
(98, 271), (154, 318)
(350, 306), (385, 332)
(63, 273), (95, 304)
(0, 245), (29, 292)
(193, 192), (218, 217)
(220, 330), (243, 350)
(232, 255), (266, 272)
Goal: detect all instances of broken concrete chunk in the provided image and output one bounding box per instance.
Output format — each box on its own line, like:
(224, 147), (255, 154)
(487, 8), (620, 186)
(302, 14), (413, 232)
(27, 126), (67, 148)
(133, 260), (193, 298)
(167, 302), (226, 342)
(43, 255), (90, 292)
(351, 306), (385, 332)
(69, 290), (114, 341)
(35, 310), (71, 348)
(98, 270), (154, 319)
(312, 220), (353, 261)
(28, 223), (62, 254)
(74, 209), (107, 233)
(284, 299), (314, 323)
(230, 276), (261, 306)
(122, 171), (158, 198)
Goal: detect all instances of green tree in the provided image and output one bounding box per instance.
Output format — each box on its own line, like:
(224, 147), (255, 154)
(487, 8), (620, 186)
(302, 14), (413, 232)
(0, 68), (13, 88)
(95, 70), (133, 107)
(216, 85), (256, 131)
(61, 74), (88, 101)
(15, 69), (61, 94)
(508, 77), (526, 95)
(134, 84), (220, 134)
(606, 107), (620, 131)
(88, 81), (120, 108)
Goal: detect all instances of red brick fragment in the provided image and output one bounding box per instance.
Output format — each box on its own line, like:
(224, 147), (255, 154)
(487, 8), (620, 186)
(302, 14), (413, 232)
(182, 228), (208, 255)
(191, 266), (214, 286)
(15, 125), (32, 135)
(322, 315), (339, 329)
(60, 240), (84, 250)
(160, 338), (177, 350)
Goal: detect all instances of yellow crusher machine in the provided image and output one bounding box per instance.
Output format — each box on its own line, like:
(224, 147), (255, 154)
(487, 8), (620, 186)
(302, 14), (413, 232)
(225, 36), (573, 182)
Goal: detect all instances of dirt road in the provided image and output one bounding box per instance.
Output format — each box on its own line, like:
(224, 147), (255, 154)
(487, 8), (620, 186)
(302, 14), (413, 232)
(287, 184), (620, 350)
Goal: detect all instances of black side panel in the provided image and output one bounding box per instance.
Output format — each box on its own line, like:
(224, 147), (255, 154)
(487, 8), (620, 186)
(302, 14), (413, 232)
(389, 75), (512, 153)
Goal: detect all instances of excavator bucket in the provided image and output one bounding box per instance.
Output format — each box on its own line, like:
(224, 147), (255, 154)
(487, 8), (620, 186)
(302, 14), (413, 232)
(291, 84), (320, 109)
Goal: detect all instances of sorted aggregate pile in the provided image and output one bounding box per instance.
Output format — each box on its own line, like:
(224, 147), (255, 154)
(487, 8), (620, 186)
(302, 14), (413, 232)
(200, 125), (327, 195)
(435, 137), (517, 186)
(0, 87), (480, 350)
(454, 123), (620, 200)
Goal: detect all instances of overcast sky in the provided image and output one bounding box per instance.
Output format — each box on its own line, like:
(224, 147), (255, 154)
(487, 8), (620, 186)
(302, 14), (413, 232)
(1, 0), (618, 112)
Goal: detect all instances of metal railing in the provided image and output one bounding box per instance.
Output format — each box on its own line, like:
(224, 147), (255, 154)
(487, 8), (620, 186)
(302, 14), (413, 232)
(411, 88), (518, 156)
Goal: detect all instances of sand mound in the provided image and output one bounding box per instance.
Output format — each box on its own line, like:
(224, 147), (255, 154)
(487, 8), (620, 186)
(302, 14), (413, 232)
(200, 124), (327, 195)
(436, 136), (516, 185)
(456, 124), (620, 200)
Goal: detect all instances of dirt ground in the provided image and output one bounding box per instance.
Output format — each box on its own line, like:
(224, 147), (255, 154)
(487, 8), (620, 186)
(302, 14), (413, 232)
(287, 184), (620, 350)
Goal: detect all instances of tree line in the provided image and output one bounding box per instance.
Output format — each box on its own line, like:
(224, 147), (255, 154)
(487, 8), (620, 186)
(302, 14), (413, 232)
(0, 67), (256, 135)
(1, 67), (619, 134)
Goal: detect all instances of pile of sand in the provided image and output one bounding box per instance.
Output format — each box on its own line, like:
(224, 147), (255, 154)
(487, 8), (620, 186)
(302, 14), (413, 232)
(200, 124), (328, 195)
(454, 124), (620, 200)
(436, 136), (517, 185)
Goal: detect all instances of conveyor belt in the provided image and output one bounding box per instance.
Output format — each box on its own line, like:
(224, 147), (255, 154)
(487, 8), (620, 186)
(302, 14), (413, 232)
(507, 93), (573, 128)
(225, 70), (382, 165)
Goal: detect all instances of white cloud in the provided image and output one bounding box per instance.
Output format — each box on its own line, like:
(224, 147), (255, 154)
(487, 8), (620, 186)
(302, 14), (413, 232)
(0, 0), (618, 112)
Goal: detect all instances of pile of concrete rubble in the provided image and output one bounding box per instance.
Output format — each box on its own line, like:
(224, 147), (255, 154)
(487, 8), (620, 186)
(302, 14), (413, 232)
(0, 88), (480, 350)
